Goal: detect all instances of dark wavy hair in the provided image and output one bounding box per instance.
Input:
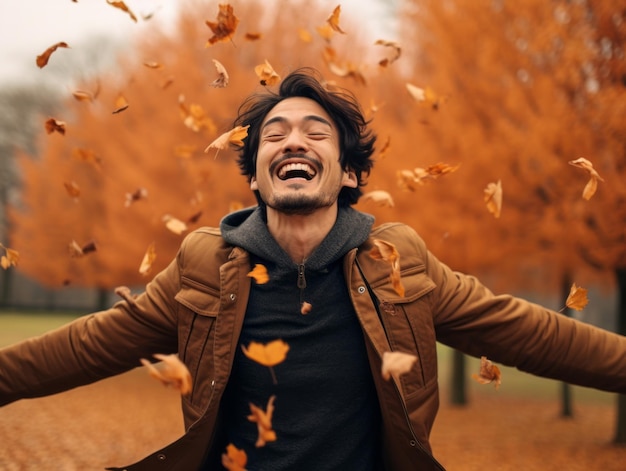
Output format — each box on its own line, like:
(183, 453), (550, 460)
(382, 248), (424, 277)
(232, 67), (376, 206)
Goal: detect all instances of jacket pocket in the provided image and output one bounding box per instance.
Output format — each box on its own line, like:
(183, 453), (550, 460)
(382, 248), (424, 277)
(370, 267), (438, 398)
(175, 277), (220, 416)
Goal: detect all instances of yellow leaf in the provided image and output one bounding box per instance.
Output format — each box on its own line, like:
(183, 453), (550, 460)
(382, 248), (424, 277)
(381, 351), (418, 381)
(370, 239), (405, 297)
(568, 157), (604, 200)
(247, 264), (269, 284)
(254, 60), (281, 86)
(139, 242), (157, 276)
(140, 353), (192, 395)
(484, 180), (503, 218)
(565, 283), (589, 311)
(242, 340), (290, 367)
(326, 5), (346, 33)
(112, 94), (129, 114)
(0, 244), (19, 269)
(472, 356), (501, 390)
(204, 125), (250, 156)
(374, 39), (401, 66)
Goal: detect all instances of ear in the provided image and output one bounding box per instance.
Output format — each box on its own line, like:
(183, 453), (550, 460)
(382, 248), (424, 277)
(250, 176), (258, 190)
(342, 169), (358, 189)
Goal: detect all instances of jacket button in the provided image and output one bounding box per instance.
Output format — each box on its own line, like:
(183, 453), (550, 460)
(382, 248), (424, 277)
(357, 286), (366, 294)
(229, 293), (236, 301)
(157, 453), (167, 461)
(409, 440), (416, 447)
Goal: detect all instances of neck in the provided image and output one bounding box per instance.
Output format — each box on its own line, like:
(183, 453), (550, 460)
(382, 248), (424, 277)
(266, 205), (339, 263)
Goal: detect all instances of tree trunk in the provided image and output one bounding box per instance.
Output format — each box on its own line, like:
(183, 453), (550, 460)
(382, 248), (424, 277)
(560, 272), (574, 417)
(450, 349), (467, 405)
(614, 267), (626, 444)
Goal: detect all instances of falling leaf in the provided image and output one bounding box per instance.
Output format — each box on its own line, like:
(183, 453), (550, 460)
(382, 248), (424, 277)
(221, 443), (248, 471)
(72, 90), (95, 102)
(381, 351), (418, 381)
(472, 356), (501, 389)
(112, 94), (129, 114)
(298, 28), (313, 43)
(140, 353), (192, 395)
(63, 181), (80, 199)
(72, 147), (102, 171)
(245, 32), (262, 41)
(247, 264), (269, 284)
(160, 76), (174, 89)
(0, 244), (19, 269)
(36, 41), (69, 68)
(326, 5), (346, 33)
(484, 180), (503, 218)
(106, 0), (137, 22)
(563, 283), (589, 311)
(139, 242), (157, 275)
(248, 395), (277, 447)
(143, 61), (163, 69)
(45, 118), (66, 135)
(242, 339), (290, 384)
(568, 157), (604, 200)
(254, 60), (281, 86)
(162, 215), (188, 235)
(316, 23), (335, 41)
(124, 187), (148, 207)
(205, 3), (239, 45)
(211, 59), (229, 88)
(68, 240), (97, 258)
(369, 239), (405, 297)
(361, 190), (394, 207)
(396, 163), (460, 191)
(204, 125), (250, 157)
(406, 83), (448, 109)
(179, 96), (216, 133)
(375, 39), (401, 66)
(300, 301), (313, 315)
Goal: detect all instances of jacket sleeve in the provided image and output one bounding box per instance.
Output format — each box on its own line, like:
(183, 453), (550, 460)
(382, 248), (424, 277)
(0, 240), (188, 407)
(416, 233), (626, 393)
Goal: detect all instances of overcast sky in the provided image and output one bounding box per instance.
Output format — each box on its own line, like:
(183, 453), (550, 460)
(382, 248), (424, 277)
(0, 0), (395, 85)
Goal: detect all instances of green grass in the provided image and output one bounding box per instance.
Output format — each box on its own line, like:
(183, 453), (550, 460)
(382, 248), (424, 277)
(0, 311), (616, 406)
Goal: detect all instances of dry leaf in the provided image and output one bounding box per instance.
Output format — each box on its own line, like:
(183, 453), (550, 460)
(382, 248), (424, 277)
(255, 60), (281, 86)
(205, 4), (239, 45)
(375, 39), (401, 67)
(568, 157), (604, 200)
(361, 190), (394, 207)
(300, 301), (313, 315)
(245, 32), (262, 41)
(242, 339), (290, 384)
(381, 351), (418, 381)
(0, 244), (19, 269)
(143, 61), (163, 69)
(204, 125), (250, 156)
(247, 395), (277, 447)
(72, 90), (95, 102)
(178, 97), (217, 133)
(406, 83), (447, 109)
(139, 242), (157, 275)
(484, 180), (503, 218)
(564, 283), (589, 311)
(396, 163), (460, 190)
(247, 264), (269, 284)
(106, 0), (137, 22)
(112, 94), (129, 114)
(326, 5), (346, 33)
(68, 240), (97, 258)
(222, 443), (248, 471)
(369, 239), (405, 297)
(140, 353), (192, 395)
(45, 118), (66, 135)
(162, 215), (188, 235)
(63, 181), (80, 199)
(472, 356), (501, 389)
(211, 59), (229, 88)
(124, 188), (148, 207)
(73, 148), (103, 171)
(36, 41), (69, 68)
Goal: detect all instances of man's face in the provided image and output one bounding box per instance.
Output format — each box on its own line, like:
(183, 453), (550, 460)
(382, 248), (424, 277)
(251, 97), (356, 215)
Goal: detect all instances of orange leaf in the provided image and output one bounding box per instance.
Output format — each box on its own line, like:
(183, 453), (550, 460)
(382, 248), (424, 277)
(106, 0), (137, 22)
(178, 96), (217, 133)
(242, 340), (289, 367)
(568, 157), (604, 200)
(138, 242), (157, 276)
(369, 239), (405, 297)
(36, 41), (69, 68)
(298, 28), (313, 43)
(211, 59), (229, 88)
(247, 395), (277, 447)
(247, 264), (269, 284)
(472, 356), (501, 389)
(245, 32), (262, 41)
(374, 39), (401, 67)
(205, 4), (239, 46)
(396, 162), (460, 190)
(72, 147), (102, 171)
(140, 353), (192, 395)
(221, 443), (248, 471)
(0, 244), (19, 269)
(112, 94), (129, 114)
(406, 83), (448, 110)
(45, 118), (66, 135)
(254, 60), (281, 86)
(326, 5), (346, 33)
(143, 61), (163, 69)
(72, 90), (95, 102)
(483, 180), (503, 218)
(204, 125), (250, 157)
(63, 181), (80, 199)
(381, 351), (418, 381)
(360, 190), (394, 208)
(565, 283), (589, 311)
(300, 301), (313, 315)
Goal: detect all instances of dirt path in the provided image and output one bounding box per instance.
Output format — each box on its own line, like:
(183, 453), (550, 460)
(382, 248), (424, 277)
(1, 370), (624, 470)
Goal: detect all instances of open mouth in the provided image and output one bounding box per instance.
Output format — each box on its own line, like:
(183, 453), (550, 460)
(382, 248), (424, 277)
(277, 162), (317, 181)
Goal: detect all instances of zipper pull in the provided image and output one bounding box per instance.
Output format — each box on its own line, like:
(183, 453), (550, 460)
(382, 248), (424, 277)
(297, 263), (307, 289)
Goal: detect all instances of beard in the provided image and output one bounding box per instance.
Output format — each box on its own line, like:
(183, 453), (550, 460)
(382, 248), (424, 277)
(265, 191), (337, 215)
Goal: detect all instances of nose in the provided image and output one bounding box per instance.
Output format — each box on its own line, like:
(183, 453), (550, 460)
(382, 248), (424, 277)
(281, 129), (309, 154)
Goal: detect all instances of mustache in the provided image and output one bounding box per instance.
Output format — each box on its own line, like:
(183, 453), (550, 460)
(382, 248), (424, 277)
(268, 153), (320, 174)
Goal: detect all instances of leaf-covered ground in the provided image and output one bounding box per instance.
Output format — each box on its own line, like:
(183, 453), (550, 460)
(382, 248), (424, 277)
(0, 369), (624, 470)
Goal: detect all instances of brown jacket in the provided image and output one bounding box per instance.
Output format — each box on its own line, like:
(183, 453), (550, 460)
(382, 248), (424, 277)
(1, 222), (626, 470)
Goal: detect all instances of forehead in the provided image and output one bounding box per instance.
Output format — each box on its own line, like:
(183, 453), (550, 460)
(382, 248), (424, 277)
(262, 97), (334, 127)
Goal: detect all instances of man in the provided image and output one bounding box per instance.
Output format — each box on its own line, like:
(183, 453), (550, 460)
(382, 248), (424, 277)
(1, 67), (625, 471)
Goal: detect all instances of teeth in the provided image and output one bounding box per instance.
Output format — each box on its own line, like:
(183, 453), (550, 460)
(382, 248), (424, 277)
(278, 162), (316, 179)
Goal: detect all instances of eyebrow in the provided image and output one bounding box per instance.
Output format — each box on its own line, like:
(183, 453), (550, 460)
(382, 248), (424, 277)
(261, 114), (333, 130)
